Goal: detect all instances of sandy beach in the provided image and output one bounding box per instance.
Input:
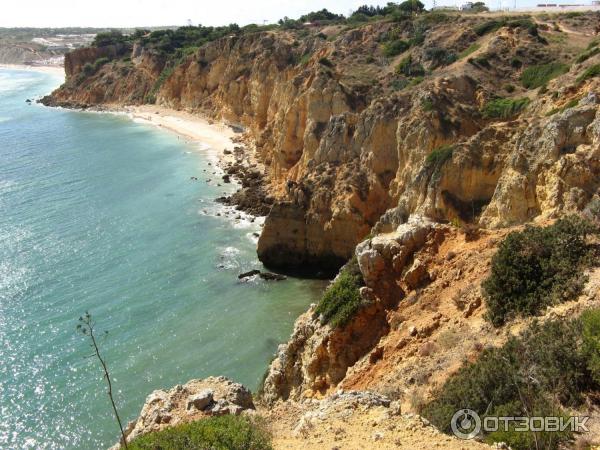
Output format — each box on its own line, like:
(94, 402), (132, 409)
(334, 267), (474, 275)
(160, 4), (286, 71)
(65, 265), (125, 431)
(124, 105), (236, 152)
(0, 63), (65, 79)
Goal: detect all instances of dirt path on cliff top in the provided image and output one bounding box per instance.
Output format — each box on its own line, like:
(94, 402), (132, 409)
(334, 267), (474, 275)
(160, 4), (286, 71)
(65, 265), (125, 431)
(263, 399), (490, 450)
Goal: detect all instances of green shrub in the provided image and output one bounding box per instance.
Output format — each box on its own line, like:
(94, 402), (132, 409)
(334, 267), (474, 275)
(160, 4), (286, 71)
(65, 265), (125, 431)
(521, 63), (569, 89)
(577, 64), (600, 83)
(315, 258), (365, 328)
(458, 43), (480, 59)
(473, 18), (537, 37)
(396, 54), (424, 77)
(426, 145), (453, 167)
(482, 97), (530, 119)
(93, 30), (130, 47)
(582, 309), (600, 384)
(424, 47), (457, 68)
(398, 0), (425, 14)
(423, 316), (597, 449)
(383, 39), (409, 57)
(145, 65), (176, 104)
(82, 62), (95, 76)
(318, 57), (334, 67)
(128, 415), (272, 450)
(483, 216), (597, 326)
(474, 19), (503, 36)
(421, 97), (434, 111)
(575, 46), (600, 64)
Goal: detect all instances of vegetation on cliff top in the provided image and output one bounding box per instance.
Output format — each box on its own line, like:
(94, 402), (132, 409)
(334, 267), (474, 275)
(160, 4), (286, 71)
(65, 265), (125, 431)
(423, 311), (600, 449)
(128, 415), (272, 450)
(483, 216), (598, 326)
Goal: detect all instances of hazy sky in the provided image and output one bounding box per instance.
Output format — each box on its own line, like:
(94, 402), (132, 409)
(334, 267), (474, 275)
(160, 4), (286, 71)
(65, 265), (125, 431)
(1, 0), (466, 28)
(2, 0), (386, 28)
(1, 0), (569, 28)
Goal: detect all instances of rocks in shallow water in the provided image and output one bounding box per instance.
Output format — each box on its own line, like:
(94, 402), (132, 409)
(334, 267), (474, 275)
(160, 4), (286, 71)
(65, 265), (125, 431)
(238, 269), (261, 279)
(259, 272), (287, 281)
(238, 269), (287, 281)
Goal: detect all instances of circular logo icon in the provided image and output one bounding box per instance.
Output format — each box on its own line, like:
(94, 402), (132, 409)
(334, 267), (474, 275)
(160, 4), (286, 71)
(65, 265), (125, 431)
(451, 409), (481, 439)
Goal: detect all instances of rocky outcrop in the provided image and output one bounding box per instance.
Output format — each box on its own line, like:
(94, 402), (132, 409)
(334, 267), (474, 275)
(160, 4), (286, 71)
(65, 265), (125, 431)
(112, 376), (254, 447)
(261, 215), (442, 403)
(63, 44), (131, 79)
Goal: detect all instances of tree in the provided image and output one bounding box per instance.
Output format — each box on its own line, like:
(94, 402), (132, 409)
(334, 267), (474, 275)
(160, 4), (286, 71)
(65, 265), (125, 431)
(398, 0), (425, 14)
(77, 312), (128, 449)
(93, 30), (128, 47)
(471, 1), (490, 12)
(299, 8), (345, 23)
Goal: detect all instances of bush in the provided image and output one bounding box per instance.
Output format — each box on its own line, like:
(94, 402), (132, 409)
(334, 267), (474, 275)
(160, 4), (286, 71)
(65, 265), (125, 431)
(483, 216), (597, 326)
(474, 19), (503, 36)
(396, 54), (425, 77)
(575, 46), (600, 64)
(482, 97), (530, 119)
(398, 0), (425, 13)
(128, 415), (272, 450)
(521, 63), (569, 89)
(458, 43), (480, 59)
(577, 64), (600, 83)
(93, 30), (130, 47)
(383, 39), (409, 57)
(315, 258), (365, 328)
(426, 145), (453, 167)
(425, 145), (453, 180)
(581, 309), (600, 384)
(424, 47), (457, 68)
(474, 18), (538, 37)
(318, 57), (334, 67)
(299, 8), (344, 23)
(423, 315), (598, 449)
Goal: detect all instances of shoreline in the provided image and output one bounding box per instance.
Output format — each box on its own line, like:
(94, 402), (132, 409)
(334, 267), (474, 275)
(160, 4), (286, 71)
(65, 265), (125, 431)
(113, 104), (239, 166)
(0, 63), (65, 79)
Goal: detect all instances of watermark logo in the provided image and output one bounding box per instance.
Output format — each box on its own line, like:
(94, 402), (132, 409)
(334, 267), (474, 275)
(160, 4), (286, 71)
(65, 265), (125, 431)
(451, 409), (481, 439)
(451, 409), (590, 440)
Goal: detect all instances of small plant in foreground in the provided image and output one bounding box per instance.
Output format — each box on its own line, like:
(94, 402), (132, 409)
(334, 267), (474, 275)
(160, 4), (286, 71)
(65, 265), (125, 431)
(423, 313), (600, 450)
(483, 215), (597, 326)
(77, 312), (128, 449)
(128, 415), (272, 450)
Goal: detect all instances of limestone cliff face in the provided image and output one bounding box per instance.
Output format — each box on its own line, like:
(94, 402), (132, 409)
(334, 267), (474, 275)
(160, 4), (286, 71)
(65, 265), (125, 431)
(44, 15), (600, 274)
(261, 215), (441, 403)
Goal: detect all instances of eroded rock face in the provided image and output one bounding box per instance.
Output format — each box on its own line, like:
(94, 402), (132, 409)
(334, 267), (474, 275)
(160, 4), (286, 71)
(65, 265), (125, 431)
(261, 215), (441, 403)
(113, 376), (254, 447)
(44, 22), (600, 274)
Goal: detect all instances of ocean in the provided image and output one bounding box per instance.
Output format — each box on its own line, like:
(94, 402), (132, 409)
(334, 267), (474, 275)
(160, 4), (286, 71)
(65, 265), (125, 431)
(0, 68), (323, 449)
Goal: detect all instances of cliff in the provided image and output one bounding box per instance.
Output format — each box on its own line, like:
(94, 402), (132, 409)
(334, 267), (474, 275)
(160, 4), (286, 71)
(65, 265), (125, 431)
(48, 10), (600, 449)
(43, 12), (600, 276)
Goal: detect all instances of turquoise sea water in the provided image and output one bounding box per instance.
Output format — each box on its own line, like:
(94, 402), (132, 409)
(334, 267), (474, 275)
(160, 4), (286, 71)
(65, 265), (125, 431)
(0, 69), (323, 449)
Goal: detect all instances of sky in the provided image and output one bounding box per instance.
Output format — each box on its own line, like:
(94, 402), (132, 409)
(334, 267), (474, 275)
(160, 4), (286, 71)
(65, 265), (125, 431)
(0, 0), (477, 28)
(2, 0), (391, 28)
(0, 0), (578, 28)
